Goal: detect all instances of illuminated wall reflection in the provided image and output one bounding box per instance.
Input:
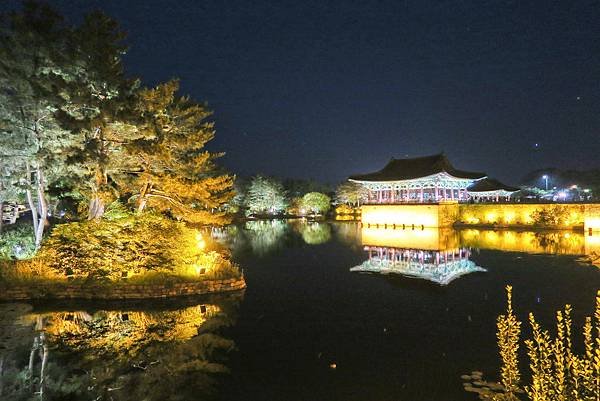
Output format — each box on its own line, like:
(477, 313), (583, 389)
(361, 227), (459, 250)
(354, 227), (485, 285)
(459, 229), (588, 255)
(361, 226), (600, 257)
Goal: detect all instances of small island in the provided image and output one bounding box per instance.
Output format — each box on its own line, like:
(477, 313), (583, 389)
(0, 4), (244, 299)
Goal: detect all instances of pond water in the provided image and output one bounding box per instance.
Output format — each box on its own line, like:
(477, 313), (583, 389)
(1, 221), (599, 401)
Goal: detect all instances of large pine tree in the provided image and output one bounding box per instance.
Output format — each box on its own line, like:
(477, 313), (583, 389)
(122, 80), (234, 225)
(0, 2), (80, 246)
(56, 11), (140, 220)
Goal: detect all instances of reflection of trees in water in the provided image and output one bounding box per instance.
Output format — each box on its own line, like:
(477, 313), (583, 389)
(298, 222), (331, 245)
(533, 232), (562, 253)
(243, 220), (288, 256)
(0, 295), (241, 401)
(332, 222), (361, 247)
(217, 221), (361, 255)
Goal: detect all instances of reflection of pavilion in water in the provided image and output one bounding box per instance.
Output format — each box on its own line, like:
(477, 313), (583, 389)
(351, 246), (486, 285)
(350, 227), (486, 285)
(350, 226), (600, 284)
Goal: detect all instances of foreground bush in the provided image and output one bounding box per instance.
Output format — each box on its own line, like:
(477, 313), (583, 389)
(465, 286), (600, 400)
(0, 222), (36, 260)
(5, 204), (241, 283)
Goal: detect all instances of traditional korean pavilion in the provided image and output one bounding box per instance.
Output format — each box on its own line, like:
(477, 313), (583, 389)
(349, 153), (486, 203)
(466, 178), (519, 202)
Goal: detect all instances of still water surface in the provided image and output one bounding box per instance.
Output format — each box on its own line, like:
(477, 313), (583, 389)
(1, 221), (599, 401)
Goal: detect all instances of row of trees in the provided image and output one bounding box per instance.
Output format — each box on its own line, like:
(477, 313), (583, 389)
(0, 2), (233, 248)
(231, 176), (367, 217)
(232, 175), (366, 216)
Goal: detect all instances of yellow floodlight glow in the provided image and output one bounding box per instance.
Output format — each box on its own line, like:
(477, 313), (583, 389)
(361, 205), (440, 228)
(195, 232), (206, 250)
(484, 212), (497, 224)
(361, 227), (457, 250)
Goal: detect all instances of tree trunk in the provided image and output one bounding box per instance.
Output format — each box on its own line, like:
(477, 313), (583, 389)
(88, 196), (105, 220)
(39, 336), (48, 400)
(88, 163), (108, 220)
(26, 189), (39, 238)
(28, 336), (38, 390)
(34, 168), (47, 248)
(0, 201), (4, 233)
(137, 182), (151, 213)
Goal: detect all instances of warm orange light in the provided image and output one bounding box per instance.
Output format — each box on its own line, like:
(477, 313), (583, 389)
(361, 205), (441, 227)
(195, 232), (206, 250)
(361, 227), (458, 250)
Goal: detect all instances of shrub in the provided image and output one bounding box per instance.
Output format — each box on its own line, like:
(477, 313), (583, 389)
(299, 192), (331, 215)
(531, 206), (569, 227)
(29, 203), (240, 281)
(467, 287), (600, 400)
(0, 222), (36, 260)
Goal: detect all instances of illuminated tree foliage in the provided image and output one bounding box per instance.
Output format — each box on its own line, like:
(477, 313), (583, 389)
(57, 11), (140, 220)
(124, 80), (234, 225)
(33, 203), (203, 280)
(496, 286), (521, 398)
(299, 192), (331, 215)
(1, 1), (234, 248)
(244, 175), (288, 216)
(0, 2), (81, 246)
(335, 181), (367, 207)
(0, 221), (36, 260)
(466, 288), (600, 400)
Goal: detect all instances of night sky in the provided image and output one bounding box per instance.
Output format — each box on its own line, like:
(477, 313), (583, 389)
(5, 0), (600, 184)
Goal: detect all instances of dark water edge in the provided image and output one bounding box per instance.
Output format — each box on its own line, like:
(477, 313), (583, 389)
(1, 222), (599, 401)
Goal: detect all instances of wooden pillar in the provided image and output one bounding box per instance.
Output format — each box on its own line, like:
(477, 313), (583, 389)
(420, 188), (424, 203)
(390, 188), (395, 203)
(451, 188), (455, 200)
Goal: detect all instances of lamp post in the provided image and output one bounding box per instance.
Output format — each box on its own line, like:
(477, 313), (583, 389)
(542, 175), (549, 191)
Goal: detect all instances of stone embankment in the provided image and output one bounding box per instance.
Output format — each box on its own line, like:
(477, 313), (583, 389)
(0, 277), (246, 301)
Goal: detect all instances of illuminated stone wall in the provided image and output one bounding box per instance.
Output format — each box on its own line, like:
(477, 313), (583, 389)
(0, 277), (246, 301)
(360, 203), (600, 230)
(458, 203), (587, 229)
(584, 204), (600, 232)
(361, 227), (459, 250)
(361, 204), (456, 228)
